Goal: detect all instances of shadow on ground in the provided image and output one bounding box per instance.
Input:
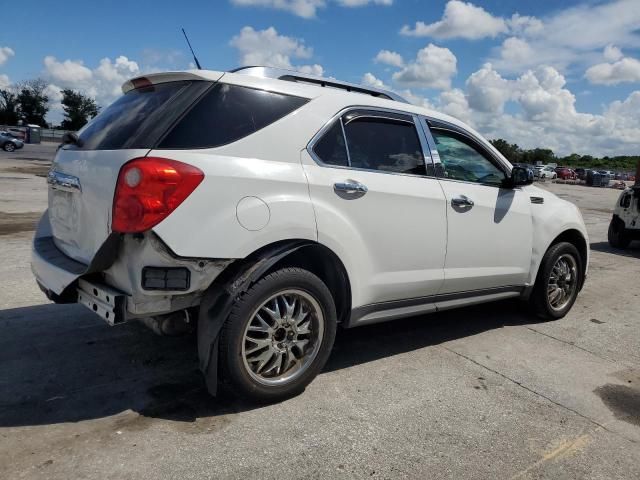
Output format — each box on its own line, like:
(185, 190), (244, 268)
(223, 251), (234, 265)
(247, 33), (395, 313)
(0, 300), (543, 428)
(590, 241), (640, 258)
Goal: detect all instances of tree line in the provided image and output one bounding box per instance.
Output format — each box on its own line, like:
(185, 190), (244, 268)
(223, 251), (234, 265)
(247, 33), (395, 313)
(490, 139), (639, 172)
(0, 78), (99, 131)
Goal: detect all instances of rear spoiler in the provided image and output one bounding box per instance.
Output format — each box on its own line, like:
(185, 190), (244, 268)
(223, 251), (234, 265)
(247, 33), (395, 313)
(122, 70), (224, 93)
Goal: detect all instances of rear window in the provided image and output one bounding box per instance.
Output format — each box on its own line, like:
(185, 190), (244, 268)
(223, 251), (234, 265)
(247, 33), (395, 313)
(76, 81), (195, 150)
(158, 83), (308, 149)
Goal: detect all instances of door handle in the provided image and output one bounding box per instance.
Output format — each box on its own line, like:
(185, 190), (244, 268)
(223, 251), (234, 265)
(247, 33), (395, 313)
(334, 180), (368, 199)
(451, 195), (474, 208)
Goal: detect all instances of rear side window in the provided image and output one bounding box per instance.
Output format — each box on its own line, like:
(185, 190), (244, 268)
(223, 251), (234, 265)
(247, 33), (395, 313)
(77, 81), (193, 150)
(620, 193), (631, 208)
(158, 83), (308, 149)
(343, 117), (425, 175)
(312, 121), (348, 167)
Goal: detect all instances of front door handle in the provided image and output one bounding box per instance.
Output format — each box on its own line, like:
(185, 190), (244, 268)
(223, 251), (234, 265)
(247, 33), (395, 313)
(334, 180), (368, 199)
(451, 195), (474, 209)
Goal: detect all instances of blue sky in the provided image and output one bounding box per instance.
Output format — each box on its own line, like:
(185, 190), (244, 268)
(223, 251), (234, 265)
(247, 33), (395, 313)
(1, 0), (639, 156)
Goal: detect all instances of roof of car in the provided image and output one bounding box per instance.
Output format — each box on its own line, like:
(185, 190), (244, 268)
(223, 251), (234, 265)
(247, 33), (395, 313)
(122, 67), (510, 166)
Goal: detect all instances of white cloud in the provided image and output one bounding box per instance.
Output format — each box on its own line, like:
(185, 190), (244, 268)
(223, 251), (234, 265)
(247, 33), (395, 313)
(400, 1), (507, 39)
(506, 14), (543, 36)
(0, 74), (10, 89)
(427, 64), (640, 156)
(42, 55), (142, 122)
(336, 0), (392, 6)
(230, 0), (325, 19)
(585, 48), (640, 85)
(361, 72), (433, 108)
(438, 88), (471, 122)
(230, 26), (323, 76)
(392, 44), (457, 89)
(465, 63), (510, 113)
(44, 56), (93, 84)
(0, 46), (14, 66)
(374, 50), (404, 67)
(490, 0), (640, 73)
(230, 0), (391, 18)
(603, 44), (624, 62)
(496, 37), (535, 68)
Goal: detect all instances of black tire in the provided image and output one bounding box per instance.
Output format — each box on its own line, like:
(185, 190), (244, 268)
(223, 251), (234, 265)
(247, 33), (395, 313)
(3, 142), (15, 152)
(218, 267), (337, 402)
(530, 242), (583, 320)
(608, 217), (631, 249)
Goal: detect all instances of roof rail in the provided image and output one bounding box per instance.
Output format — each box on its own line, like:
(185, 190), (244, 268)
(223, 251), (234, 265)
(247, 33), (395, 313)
(229, 66), (408, 104)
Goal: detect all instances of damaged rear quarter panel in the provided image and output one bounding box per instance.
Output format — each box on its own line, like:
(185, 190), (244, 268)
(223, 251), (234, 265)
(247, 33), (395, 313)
(103, 232), (233, 316)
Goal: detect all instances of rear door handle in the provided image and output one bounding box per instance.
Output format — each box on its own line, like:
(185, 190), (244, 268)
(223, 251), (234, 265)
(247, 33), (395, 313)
(334, 180), (368, 199)
(451, 195), (474, 208)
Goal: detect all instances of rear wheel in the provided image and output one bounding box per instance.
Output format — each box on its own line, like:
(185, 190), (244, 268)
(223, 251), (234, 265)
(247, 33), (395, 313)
(3, 142), (15, 152)
(219, 268), (337, 402)
(608, 217), (631, 249)
(530, 242), (583, 320)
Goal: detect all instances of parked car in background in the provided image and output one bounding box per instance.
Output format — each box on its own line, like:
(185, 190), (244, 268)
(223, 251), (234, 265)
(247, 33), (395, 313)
(31, 66), (590, 401)
(0, 131), (25, 152)
(608, 186), (640, 248)
(555, 167), (576, 180)
(538, 166), (558, 179)
(598, 170), (613, 185)
(574, 168), (587, 180)
(513, 163), (535, 177)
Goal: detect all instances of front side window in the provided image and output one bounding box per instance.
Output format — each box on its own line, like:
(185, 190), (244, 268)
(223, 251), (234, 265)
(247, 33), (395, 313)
(431, 130), (506, 186)
(343, 116), (426, 175)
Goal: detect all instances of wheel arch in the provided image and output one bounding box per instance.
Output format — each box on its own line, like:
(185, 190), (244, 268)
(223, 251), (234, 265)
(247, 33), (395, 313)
(198, 239), (352, 396)
(547, 229), (588, 289)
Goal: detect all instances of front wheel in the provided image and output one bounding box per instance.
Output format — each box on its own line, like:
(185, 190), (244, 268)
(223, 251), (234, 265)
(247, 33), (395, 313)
(218, 267), (337, 402)
(608, 217), (631, 249)
(530, 242), (583, 320)
(3, 142), (15, 152)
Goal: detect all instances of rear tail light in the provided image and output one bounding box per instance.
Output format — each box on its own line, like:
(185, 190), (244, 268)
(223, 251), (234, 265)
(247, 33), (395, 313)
(112, 157), (204, 233)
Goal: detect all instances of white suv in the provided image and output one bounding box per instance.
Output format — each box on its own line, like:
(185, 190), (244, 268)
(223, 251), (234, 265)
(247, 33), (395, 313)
(32, 67), (589, 401)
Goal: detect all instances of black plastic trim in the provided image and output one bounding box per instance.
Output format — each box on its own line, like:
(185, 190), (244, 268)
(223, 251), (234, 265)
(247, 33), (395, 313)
(347, 285), (525, 328)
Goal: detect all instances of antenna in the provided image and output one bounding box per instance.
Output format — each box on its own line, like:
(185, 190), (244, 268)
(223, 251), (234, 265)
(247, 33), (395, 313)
(181, 28), (202, 70)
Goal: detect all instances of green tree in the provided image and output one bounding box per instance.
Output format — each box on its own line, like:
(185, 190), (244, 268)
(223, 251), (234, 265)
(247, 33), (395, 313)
(60, 89), (99, 131)
(490, 139), (521, 163)
(0, 88), (19, 125)
(522, 148), (556, 165)
(16, 79), (49, 126)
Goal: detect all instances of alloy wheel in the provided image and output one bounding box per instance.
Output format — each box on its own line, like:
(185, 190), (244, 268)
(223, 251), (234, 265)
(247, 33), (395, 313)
(241, 289), (324, 386)
(547, 254), (578, 311)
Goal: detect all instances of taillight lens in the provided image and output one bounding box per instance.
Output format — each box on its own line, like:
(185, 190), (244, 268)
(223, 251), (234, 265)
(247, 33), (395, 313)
(112, 157), (204, 233)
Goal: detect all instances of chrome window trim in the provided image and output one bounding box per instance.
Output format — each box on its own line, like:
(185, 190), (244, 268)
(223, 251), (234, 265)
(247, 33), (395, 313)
(306, 105), (437, 179)
(338, 117), (352, 167)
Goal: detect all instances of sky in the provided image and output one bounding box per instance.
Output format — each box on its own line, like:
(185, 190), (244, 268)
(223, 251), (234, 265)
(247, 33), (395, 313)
(1, 0), (639, 156)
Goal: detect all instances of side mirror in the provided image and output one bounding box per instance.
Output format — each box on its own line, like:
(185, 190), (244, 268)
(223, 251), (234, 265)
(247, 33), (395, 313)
(510, 166), (533, 187)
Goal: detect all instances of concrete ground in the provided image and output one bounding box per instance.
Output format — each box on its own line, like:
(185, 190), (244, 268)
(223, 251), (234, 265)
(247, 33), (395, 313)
(1, 144), (639, 479)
